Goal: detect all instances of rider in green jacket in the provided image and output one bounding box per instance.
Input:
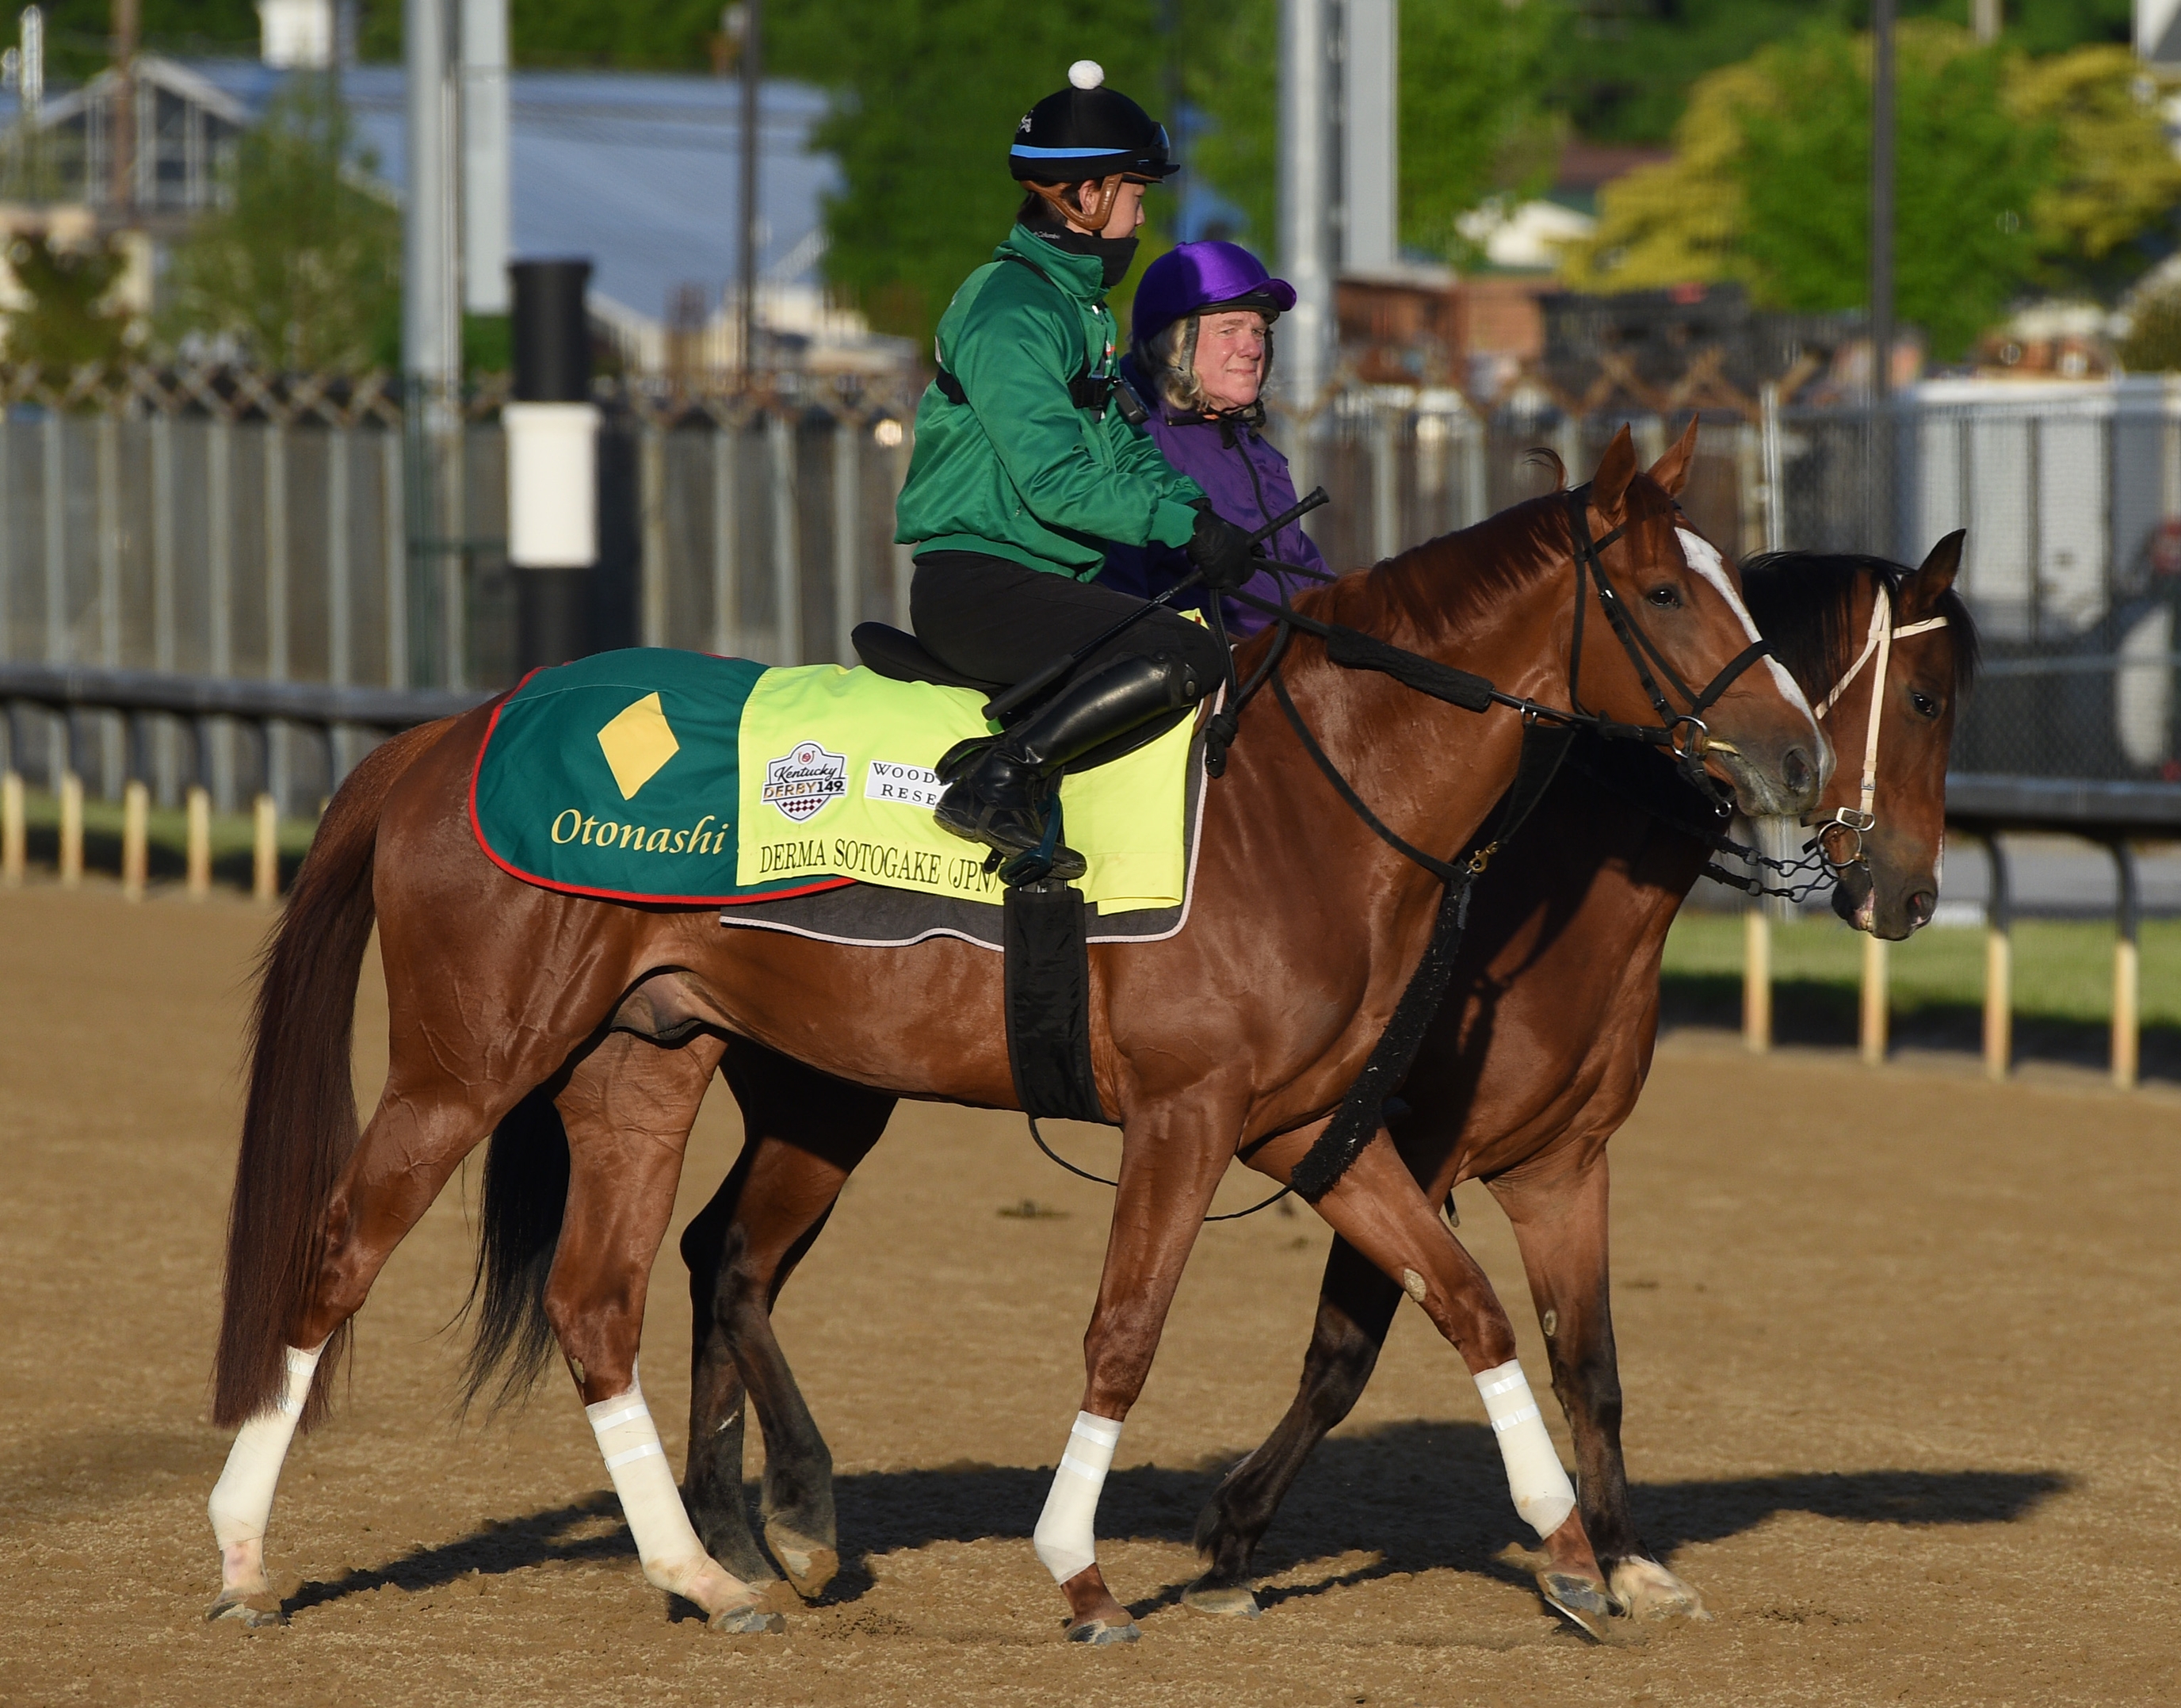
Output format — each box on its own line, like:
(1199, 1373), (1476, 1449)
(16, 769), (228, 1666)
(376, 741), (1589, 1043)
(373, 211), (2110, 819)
(899, 63), (1256, 881)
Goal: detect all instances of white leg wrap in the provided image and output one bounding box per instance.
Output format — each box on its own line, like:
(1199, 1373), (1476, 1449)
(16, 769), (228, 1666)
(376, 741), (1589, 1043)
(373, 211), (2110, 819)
(586, 1379), (712, 1595)
(1475, 1360), (1576, 1539)
(1032, 1412), (1122, 1584)
(208, 1343), (322, 1550)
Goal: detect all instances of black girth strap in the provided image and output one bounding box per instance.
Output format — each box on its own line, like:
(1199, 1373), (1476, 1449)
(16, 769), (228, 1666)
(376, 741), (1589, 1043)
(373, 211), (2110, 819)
(1003, 878), (1105, 1122)
(1286, 716), (1577, 1203)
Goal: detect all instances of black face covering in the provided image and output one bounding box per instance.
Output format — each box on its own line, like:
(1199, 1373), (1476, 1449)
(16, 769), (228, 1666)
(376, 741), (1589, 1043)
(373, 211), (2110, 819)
(1047, 230), (1140, 288)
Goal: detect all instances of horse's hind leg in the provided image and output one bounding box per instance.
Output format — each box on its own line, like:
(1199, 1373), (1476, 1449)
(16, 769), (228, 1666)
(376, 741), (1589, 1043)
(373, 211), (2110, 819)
(546, 1026), (784, 1633)
(208, 1066), (523, 1622)
(1492, 1148), (1707, 1623)
(1186, 1236), (1402, 1615)
(681, 1039), (895, 1600)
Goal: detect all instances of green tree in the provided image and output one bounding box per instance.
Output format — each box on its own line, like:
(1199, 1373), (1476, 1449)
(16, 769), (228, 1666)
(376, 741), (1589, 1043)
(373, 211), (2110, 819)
(159, 76), (400, 372)
(1187, 0), (1568, 264)
(1733, 26), (2051, 357)
(1560, 0), (2130, 145)
(2, 231), (132, 367)
(766, 0), (1169, 344)
(1562, 25), (2173, 359)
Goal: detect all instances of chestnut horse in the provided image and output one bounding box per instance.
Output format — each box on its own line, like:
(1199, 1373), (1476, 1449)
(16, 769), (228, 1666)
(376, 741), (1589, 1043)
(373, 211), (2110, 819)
(643, 535), (1970, 1633)
(204, 426), (1821, 1640)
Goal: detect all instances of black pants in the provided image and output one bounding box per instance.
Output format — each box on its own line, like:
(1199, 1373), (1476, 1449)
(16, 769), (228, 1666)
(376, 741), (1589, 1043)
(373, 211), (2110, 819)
(911, 551), (1228, 692)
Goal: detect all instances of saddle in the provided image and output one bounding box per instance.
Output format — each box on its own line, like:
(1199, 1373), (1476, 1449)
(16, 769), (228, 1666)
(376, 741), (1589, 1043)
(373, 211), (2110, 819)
(850, 622), (1187, 771)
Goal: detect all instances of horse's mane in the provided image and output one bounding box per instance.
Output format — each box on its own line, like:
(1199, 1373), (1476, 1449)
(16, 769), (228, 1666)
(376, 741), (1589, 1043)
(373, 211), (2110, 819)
(1740, 550), (1980, 702)
(1284, 472), (1683, 650)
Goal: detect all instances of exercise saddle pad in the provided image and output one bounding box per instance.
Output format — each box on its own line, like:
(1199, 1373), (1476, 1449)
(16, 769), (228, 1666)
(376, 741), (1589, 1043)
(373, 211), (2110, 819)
(469, 648), (1196, 912)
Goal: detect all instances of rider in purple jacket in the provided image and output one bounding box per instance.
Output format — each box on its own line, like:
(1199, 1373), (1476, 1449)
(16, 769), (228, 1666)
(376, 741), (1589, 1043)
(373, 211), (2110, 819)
(1101, 241), (1330, 636)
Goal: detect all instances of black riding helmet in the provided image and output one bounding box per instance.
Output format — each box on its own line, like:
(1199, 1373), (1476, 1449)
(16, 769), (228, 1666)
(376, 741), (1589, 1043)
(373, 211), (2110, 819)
(1010, 61), (1177, 189)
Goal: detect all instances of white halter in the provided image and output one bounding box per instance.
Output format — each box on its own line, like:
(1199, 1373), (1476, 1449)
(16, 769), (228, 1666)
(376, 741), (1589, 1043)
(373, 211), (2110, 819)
(1810, 584), (1948, 843)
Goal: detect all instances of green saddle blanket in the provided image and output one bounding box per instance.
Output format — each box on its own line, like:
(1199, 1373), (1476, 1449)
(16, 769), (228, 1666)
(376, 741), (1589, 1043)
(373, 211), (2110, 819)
(469, 648), (1194, 911)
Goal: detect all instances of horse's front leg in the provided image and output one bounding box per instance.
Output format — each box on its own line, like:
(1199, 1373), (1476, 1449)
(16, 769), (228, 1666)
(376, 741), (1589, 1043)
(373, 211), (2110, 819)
(1032, 1105), (1238, 1644)
(549, 1028), (784, 1633)
(1491, 1147), (1707, 1624)
(680, 1040), (895, 1600)
(1245, 1125), (1615, 1637)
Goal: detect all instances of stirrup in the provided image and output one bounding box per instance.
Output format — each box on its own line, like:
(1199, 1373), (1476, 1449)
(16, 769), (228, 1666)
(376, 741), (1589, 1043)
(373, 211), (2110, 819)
(994, 798), (1086, 887)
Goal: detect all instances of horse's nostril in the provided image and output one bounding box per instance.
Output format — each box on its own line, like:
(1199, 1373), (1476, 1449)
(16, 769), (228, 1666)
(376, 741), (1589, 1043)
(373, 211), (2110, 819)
(1782, 747), (1813, 797)
(1908, 890), (1937, 928)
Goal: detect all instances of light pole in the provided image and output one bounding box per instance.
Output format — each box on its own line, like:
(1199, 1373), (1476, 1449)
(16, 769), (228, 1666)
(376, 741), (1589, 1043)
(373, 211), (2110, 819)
(732, 0), (762, 374)
(1869, 0), (1896, 557)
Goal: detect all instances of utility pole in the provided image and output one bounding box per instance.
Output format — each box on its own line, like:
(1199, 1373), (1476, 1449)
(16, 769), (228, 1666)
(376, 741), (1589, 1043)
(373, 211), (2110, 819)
(403, 0), (464, 685)
(1278, 0), (1332, 408)
(461, 0), (510, 315)
(733, 0), (762, 373)
(108, 0), (136, 213)
(1972, 0), (2000, 44)
(1869, 0), (1896, 560)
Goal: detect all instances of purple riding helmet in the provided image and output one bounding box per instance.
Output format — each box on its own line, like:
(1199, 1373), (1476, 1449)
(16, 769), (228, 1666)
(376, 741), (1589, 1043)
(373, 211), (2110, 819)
(1130, 241), (1298, 391)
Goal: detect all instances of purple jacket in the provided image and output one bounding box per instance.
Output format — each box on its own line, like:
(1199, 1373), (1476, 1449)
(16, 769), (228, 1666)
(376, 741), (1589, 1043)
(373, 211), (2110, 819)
(1098, 356), (1329, 637)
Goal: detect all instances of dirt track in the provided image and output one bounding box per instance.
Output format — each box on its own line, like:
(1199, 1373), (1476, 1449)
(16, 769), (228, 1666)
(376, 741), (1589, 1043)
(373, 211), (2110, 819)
(2, 882), (2177, 1706)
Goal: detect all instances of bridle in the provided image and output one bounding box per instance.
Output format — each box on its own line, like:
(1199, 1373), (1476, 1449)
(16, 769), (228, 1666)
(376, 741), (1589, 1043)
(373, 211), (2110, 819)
(1803, 580), (1949, 871)
(1561, 487), (1776, 799)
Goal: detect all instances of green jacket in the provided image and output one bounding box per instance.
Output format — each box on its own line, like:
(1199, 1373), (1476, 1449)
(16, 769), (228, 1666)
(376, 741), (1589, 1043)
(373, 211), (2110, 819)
(895, 226), (1205, 579)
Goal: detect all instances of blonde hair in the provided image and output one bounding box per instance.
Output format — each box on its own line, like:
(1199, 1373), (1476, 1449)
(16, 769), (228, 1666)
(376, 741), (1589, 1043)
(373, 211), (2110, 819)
(1141, 315), (1207, 414)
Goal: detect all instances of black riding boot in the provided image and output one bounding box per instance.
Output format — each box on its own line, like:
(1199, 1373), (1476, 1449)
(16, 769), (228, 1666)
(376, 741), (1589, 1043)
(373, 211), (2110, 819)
(934, 651), (1204, 880)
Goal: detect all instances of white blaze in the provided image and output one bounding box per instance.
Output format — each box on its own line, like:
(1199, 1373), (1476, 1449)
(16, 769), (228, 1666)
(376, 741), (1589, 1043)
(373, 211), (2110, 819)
(1675, 527), (1824, 758)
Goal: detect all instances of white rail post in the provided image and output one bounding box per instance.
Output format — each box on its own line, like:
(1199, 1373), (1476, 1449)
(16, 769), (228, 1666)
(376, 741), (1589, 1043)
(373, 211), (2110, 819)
(1983, 834), (2011, 1080)
(252, 789), (279, 903)
(1743, 906), (1772, 1053)
(2110, 839), (2140, 1091)
(1858, 933), (1889, 1065)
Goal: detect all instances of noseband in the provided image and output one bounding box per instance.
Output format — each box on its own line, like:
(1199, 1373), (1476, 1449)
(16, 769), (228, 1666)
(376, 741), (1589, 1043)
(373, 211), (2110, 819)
(1562, 486), (1776, 797)
(1804, 582), (1949, 871)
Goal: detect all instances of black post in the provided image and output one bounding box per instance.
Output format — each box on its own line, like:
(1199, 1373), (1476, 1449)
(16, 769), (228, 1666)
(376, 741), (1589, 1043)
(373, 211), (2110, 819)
(510, 258), (596, 672)
(1869, 0), (1896, 557)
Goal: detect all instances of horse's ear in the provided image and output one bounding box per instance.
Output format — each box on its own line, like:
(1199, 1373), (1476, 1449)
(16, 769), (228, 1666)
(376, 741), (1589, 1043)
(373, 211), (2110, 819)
(1648, 415), (1700, 498)
(1900, 529), (1965, 618)
(1591, 424), (1638, 521)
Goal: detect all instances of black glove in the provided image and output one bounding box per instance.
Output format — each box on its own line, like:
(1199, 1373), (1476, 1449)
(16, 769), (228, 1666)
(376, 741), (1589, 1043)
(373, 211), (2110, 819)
(1186, 504), (1258, 592)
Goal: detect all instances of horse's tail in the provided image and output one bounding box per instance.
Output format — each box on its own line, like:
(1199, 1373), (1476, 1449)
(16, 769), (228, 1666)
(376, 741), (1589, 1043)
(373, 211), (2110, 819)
(210, 719), (450, 1431)
(456, 1083), (572, 1413)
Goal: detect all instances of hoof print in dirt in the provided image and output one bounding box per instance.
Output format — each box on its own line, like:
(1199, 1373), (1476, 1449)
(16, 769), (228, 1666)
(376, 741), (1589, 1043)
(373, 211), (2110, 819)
(1180, 1580), (1262, 1618)
(709, 1604), (788, 1635)
(1064, 1617), (1141, 1645)
(1538, 1572), (1618, 1641)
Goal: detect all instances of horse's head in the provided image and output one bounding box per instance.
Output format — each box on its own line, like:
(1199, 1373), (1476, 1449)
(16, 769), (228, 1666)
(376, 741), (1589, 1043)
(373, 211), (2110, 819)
(1744, 533), (1976, 941)
(1564, 423), (1828, 820)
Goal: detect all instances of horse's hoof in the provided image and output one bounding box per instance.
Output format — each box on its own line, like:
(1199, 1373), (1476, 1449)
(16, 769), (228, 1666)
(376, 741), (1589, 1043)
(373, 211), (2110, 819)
(1181, 1579), (1261, 1618)
(1538, 1570), (1616, 1641)
(763, 1523), (839, 1601)
(1610, 1557), (1711, 1623)
(708, 1603), (788, 1635)
(1064, 1616), (1140, 1645)
(204, 1591), (285, 1628)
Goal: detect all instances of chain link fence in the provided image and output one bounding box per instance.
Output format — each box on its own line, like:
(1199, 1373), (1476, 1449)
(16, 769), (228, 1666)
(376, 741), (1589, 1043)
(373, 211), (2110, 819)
(4, 361), (2179, 814)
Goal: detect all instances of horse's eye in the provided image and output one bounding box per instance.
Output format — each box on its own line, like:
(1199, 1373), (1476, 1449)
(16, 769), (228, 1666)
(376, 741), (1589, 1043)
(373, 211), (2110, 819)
(1911, 690), (1939, 718)
(1645, 585), (1681, 609)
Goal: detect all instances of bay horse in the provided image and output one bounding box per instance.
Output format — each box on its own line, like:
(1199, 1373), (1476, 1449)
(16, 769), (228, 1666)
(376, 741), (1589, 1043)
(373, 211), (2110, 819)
(647, 534), (1969, 1633)
(204, 426), (1822, 1640)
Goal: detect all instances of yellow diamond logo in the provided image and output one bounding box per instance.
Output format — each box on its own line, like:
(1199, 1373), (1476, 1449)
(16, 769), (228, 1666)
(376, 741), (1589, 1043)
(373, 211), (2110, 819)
(596, 692), (681, 800)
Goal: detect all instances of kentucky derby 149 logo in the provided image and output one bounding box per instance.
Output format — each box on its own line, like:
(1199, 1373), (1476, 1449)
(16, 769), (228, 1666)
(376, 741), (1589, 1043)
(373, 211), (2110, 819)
(762, 740), (848, 822)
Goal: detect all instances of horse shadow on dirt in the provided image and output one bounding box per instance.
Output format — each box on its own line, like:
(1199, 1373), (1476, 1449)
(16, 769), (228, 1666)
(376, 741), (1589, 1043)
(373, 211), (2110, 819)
(283, 1419), (2069, 1618)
